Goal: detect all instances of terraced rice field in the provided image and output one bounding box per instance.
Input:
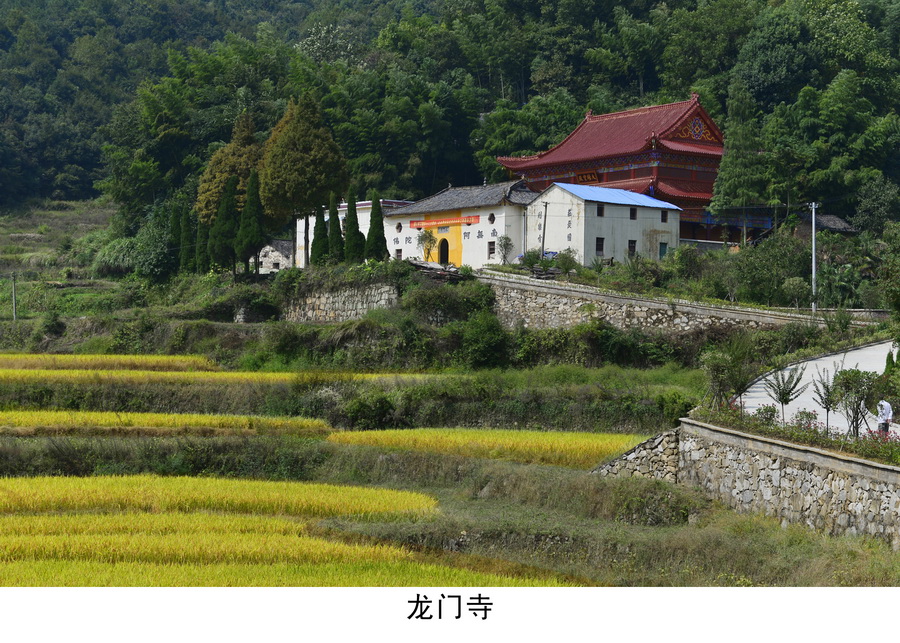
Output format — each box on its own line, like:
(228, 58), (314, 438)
(0, 353), (219, 371)
(0, 476), (564, 586)
(0, 367), (433, 386)
(328, 428), (648, 469)
(0, 410), (330, 436)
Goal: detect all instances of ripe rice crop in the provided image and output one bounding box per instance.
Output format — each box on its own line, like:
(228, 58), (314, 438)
(328, 428), (648, 469)
(0, 410), (330, 436)
(0, 478), (565, 586)
(0, 368), (422, 386)
(0, 353), (219, 372)
(0, 559), (565, 587)
(0, 475), (437, 519)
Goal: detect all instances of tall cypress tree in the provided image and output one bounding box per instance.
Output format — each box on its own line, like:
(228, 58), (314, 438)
(195, 221), (210, 273)
(343, 186), (366, 264)
(327, 192), (345, 263)
(168, 201), (182, 264)
(235, 169), (267, 274)
(364, 190), (389, 261)
(310, 205), (329, 265)
(209, 175), (239, 273)
(179, 205), (196, 273)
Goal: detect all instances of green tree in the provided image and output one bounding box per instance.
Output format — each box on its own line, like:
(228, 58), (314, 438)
(179, 206), (196, 273)
(834, 368), (879, 438)
(763, 365), (809, 423)
(710, 79), (768, 220)
(195, 113), (262, 225)
(812, 364), (840, 433)
(327, 193), (345, 264)
(497, 235), (514, 265)
(852, 174), (900, 235)
(587, 7), (662, 98)
(259, 97), (347, 267)
(364, 192), (389, 261)
(208, 175), (239, 273)
(417, 229), (437, 261)
(343, 187), (366, 264)
(310, 206), (329, 265)
(195, 221), (210, 273)
(235, 169), (267, 274)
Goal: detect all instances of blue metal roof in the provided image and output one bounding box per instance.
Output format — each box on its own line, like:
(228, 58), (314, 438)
(552, 183), (682, 210)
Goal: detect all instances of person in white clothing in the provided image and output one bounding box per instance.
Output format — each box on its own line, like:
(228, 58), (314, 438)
(877, 400), (893, 434)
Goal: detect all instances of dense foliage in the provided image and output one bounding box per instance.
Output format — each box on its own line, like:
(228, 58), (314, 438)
(4, 0), (900, 227)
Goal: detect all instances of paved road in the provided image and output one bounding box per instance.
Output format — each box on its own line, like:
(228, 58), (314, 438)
(742, 340), (895, 434)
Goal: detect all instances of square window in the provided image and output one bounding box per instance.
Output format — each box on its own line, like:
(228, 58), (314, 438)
(395, 249), (402, 260)
(661, 210), (668, 223)
(659, 242), (668, 260)
(487, 241), (495, 259)
(597, 204), (605, 217)
(628, 240), (637, 256)
(595, 237), (604, 256)
(629, 207), (637, 220)
(272, 262), (280, 270)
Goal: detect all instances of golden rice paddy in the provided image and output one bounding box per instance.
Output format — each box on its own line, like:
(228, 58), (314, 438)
(0, 476), (564, 586)
(328, 428), (648, 469)
(0, 353), (219, 372)
(0, 410), (329, 436)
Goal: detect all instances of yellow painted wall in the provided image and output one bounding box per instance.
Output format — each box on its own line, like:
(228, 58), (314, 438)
(424, 211), (463, 266)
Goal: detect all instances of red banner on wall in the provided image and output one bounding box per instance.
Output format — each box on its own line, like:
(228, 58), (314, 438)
(410, 215), (480, 229)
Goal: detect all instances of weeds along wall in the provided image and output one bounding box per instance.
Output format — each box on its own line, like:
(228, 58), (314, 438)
(595, 419), (900, 548)
(479, 271), (834, 332)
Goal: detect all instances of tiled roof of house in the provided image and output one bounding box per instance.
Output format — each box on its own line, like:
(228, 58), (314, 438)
(497, 94), (722, 172)
(387, 180), (539, 217)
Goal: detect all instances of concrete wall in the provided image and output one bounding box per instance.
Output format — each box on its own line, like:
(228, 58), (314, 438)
(524, 184), (680, 264)
(282, 283), (399, 323)
(479, 270), (822, 331)
(594, 419), (900, 548)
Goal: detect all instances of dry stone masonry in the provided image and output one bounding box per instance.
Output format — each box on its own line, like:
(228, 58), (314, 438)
(593, 431), (678, 482)
(595, 419), (900, 548)
(283, 284), (399, 323)
(479, 271), (834, 332)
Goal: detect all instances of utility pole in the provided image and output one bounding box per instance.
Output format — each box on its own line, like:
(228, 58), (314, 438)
(540, 201), (548, 259)
(810, 202), (818, 314)
(11, 272), (17, 322)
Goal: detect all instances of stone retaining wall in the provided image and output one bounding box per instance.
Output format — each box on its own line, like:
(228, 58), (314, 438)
(596, 419), (900, 548)
(283, 284), (399, 323)
(478, 271), (849, 332)
(592, 431), (678, 483)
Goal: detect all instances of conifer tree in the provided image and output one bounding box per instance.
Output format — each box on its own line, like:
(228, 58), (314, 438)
(168, 201), (182, 264)
(259, 96), (347, 267)
(208, 175), (239, 273)
(235, 170), (267, 274)
(364, 190), (389, 261)
(179, 205), (196, 273)
(327, 192), (345, 263)
(195, 113), (262, 225)
(195, 221), (210, 274)
(343, 186), (366, 264)
(310, 205), (329, 265)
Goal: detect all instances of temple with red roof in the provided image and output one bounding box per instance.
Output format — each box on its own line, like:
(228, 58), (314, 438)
(497, 94), (742, 241)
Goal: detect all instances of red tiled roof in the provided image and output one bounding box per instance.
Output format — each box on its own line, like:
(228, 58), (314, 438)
(657, 139), (723, 157)
(498, 94), (722, 171)
(597, 177), (655, 193)
(655, 180), (713, 201)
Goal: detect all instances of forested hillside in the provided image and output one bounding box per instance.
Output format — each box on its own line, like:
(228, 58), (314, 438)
(2, 0), (900, 229)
